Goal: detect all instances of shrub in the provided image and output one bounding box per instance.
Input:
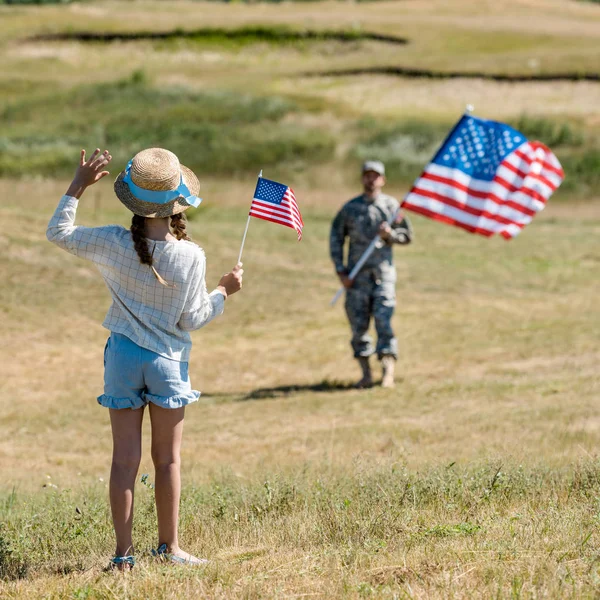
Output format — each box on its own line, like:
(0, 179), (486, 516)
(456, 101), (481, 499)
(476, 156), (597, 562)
(512, 115), (584, 148)
(349, 118), (450, 184)
(557, 149), (600, 195)
(0, 75), (334, 178)
(349, 115), (597, 197)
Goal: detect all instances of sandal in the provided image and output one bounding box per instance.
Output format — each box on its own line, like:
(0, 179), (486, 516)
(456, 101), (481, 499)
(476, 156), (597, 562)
(107, 555), (135, 571)
(152, 543), (208, 565)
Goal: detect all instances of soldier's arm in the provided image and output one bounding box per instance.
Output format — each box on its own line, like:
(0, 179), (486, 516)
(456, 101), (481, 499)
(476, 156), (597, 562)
(380, 199), (412, 245)
(386, 213), (413, 245)
(329, 207), (348, 273)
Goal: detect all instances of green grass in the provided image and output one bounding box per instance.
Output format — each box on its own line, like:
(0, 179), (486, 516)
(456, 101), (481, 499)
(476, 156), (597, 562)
(350, 118), (451, 184)
(2, 462), (600, 596)
(34, 25), (407, 46)
(512, 115), (585, 148)
(0, 72), (334, 179)
(349, 115), (599, 195)
(512, 115), (600, 195)
(1, 74), (598, 194)
(0, 0), (78, 4)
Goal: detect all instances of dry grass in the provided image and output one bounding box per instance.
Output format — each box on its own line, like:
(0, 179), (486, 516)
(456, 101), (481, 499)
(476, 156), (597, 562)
(2, 178), (599, 484)
(1, 0), (599, 91)
(1, 177), (600, 597)
(2, 0), (600, 39)
(275, 76), (600, 122)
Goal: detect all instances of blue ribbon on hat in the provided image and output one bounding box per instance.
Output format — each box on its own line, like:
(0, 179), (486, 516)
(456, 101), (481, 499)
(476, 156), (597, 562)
(123, 160), (202, 207)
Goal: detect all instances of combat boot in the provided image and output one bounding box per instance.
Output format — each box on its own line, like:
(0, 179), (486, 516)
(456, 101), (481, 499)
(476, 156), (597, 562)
(380, 355), (396, 388)
(355, 357), (373, 388)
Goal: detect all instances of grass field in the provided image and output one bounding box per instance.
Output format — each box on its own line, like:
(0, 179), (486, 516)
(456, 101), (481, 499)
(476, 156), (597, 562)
(1, 0), (600, 598)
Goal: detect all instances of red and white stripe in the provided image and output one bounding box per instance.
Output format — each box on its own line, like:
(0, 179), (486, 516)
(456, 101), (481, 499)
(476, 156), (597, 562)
(403, 141), (564, 239)
(249, 187), (304, 240)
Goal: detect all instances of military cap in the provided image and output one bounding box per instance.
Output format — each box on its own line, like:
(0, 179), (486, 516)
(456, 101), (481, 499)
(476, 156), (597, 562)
(361, 160), (385, 176)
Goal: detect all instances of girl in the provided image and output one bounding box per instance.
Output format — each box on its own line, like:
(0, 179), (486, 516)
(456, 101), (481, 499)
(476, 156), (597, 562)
(47, 147), (243, 568)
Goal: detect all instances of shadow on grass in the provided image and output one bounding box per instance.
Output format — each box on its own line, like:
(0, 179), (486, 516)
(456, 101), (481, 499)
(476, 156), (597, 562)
(200, 379), (384, 402)
(197, 380), (357, 402)
(240, 380), (356, 401)
(202, 379), (407, 401)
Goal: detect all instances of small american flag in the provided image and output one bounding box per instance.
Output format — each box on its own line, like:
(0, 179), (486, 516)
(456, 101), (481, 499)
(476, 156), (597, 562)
(250, 177), (304, 240)
(403, 114), (564, 239)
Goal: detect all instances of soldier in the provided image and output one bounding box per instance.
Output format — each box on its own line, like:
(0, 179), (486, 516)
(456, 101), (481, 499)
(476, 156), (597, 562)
(330, 160), (413, 388)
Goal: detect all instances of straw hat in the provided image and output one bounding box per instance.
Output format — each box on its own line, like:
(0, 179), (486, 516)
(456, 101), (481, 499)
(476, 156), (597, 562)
(114, 148), (202, 218)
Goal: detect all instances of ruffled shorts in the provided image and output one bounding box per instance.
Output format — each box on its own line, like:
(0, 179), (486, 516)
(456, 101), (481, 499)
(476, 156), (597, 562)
(97, 333), (200, 410)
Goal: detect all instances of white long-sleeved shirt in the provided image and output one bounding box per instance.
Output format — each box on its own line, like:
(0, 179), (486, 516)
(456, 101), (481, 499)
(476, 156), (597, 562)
(47, 195), (224, 362)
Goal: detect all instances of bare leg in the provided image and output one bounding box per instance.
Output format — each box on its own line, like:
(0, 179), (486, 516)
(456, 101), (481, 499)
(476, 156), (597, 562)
(149, 403), (202, 562)
(109, 407), (144, 558)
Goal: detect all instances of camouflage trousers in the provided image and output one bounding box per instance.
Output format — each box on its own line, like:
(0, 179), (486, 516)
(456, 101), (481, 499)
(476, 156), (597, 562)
(344, 268), (397, 360)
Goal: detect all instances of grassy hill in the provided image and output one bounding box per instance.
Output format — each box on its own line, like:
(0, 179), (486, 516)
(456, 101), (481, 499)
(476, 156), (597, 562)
(1, 0), (599, 192)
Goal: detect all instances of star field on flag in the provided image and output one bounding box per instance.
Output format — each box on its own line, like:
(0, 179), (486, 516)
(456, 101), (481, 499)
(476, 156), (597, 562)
(402, 114), (564, 239)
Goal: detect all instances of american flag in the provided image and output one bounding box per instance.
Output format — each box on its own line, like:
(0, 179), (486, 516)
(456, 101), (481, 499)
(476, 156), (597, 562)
(402, 114), (564, 239)
(249, 177), (304, 240)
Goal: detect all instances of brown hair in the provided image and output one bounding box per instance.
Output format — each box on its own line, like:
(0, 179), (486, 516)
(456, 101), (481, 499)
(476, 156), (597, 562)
(130, 215), (153, 266)
(170, 213), (192, 242)
(130, 214), (194, 287)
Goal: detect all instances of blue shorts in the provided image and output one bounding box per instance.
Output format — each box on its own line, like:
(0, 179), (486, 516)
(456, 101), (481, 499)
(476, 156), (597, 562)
(97, 333), (200, 410)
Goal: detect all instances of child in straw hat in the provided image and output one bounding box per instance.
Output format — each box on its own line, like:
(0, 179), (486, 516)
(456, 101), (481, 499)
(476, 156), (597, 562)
(47, 147), (243, 568)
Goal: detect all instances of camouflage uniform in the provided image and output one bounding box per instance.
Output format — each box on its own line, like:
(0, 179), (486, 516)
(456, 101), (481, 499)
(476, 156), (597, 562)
(330, 193), (412, 360)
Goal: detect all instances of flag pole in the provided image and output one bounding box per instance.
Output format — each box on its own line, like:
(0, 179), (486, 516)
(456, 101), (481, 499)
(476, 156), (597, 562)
(237, 217), (251, 264)
(329, 205), (402, 307)
(237, 170), (262, 264)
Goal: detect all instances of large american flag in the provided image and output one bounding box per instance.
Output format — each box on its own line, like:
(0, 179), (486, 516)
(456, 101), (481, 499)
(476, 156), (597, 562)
(249, 177), (304, 240)
(403, 114), (564, 239)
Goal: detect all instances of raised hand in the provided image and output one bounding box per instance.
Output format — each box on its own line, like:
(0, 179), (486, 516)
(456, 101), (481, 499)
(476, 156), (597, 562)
(66, 148), (112, 199)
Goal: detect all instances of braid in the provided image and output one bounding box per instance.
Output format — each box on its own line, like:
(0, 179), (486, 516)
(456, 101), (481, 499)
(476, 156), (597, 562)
(170, 213), (192, 242)
(130, 215), (153, 266)
(130, 215), (174, 288)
